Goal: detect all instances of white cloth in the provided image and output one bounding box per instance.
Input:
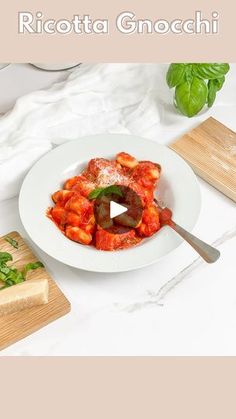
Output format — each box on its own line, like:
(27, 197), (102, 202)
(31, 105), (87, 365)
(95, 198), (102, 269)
(0, 64), (166, 201)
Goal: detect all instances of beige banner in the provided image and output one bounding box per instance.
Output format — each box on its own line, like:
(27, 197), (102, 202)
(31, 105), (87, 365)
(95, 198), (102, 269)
(0, 0), (235, 61)
(1, 357), (236, 418)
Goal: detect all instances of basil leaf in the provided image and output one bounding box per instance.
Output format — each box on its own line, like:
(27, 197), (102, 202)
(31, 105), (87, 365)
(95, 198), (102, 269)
(166, 64), (187, 88)
(207, 80), (217, 108)
(22, 261), (44, 278)
(0, 272), (6, 281)
(0, 252), (13, 264)
(213, 76), (225, 91)
(88, 185), (123, 200)
(193, 64), (230, 80)
(12, 272), (25, 284)
(185, 64), (193, 82)
(100, 185), (123, 198)
(5, 236), (19, 249)
(0, 249), (44, 290)
(88, 187), (107, 200)
(175, 77), (208, 117)
(0, 266), (10, 275)
(6, 279), (14, 286)
(2, 269), (24, 284)
(207, 77), (225, 108)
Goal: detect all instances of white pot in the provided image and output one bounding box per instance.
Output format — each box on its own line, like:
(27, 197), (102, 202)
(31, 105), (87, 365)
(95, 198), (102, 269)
(31, 63), (80, 71)
(0, 64), (9, 70)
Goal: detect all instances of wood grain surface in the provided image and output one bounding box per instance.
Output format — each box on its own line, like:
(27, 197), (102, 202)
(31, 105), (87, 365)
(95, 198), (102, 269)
(0, 232), (71, 351)
(170, 117), (236, 202)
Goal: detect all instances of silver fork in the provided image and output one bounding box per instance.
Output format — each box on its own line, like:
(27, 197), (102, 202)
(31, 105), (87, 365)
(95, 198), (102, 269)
(155, 199), (220, 263)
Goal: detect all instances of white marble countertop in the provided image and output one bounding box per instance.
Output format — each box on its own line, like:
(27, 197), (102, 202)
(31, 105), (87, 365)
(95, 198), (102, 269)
(0, 64), (236, 355)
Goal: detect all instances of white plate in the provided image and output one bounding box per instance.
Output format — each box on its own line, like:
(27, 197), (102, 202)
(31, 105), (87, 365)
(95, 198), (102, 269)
(19, 134), (201, 272)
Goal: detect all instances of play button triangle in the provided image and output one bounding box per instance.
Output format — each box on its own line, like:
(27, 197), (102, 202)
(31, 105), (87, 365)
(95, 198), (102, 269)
(110, 201), (127, 219)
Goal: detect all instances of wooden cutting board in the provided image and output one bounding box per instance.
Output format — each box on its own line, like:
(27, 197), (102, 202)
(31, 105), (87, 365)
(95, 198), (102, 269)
(170, 117), (236, 202)
(0, 232), (71, 351)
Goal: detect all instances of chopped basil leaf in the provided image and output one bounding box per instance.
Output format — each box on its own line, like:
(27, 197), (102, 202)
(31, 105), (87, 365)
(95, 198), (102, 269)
(22, 262), (44, 279)
(0, 249), (44, 290)
(5, 236), (19, 249)
(0, 266), (11, 275)
(0, 252), (13, 264)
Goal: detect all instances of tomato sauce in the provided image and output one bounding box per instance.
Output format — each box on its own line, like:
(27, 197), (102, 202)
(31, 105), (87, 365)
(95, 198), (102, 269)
(47, 152), (166, 251)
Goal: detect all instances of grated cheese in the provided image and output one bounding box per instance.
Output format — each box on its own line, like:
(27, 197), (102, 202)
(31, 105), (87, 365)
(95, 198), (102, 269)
(96, 166), (128, 187)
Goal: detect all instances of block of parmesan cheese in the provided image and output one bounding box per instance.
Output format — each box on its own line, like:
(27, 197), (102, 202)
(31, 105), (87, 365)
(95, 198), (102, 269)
(0, 278), (49, 316)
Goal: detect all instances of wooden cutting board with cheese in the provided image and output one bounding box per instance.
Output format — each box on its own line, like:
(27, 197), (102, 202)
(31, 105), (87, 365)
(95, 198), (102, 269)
(170, 117), (236, 202)
(0, 232), (71, 351)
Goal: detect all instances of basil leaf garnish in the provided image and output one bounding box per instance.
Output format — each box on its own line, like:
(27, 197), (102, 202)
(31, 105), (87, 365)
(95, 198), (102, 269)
(88, 185), (123, 200)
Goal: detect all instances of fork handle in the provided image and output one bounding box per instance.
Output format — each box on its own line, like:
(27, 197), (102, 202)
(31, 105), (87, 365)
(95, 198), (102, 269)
(171, 222), (220, 263)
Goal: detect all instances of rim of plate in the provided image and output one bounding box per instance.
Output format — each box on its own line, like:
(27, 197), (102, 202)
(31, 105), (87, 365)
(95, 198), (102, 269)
(19, 134), (201, 272)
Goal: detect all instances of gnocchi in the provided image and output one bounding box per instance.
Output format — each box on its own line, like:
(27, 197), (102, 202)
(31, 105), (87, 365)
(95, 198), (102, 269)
(47, 152), (167, 250)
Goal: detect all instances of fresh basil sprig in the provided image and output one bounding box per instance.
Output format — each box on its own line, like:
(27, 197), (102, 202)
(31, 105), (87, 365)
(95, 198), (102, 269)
(167, 63), (230, 117)
(88, 185), (123, 200)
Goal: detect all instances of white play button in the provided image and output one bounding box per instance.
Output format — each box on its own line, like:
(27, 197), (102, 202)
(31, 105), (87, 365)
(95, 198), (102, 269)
(94, 185), (143, 231)
(110, 201), (127, 219)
